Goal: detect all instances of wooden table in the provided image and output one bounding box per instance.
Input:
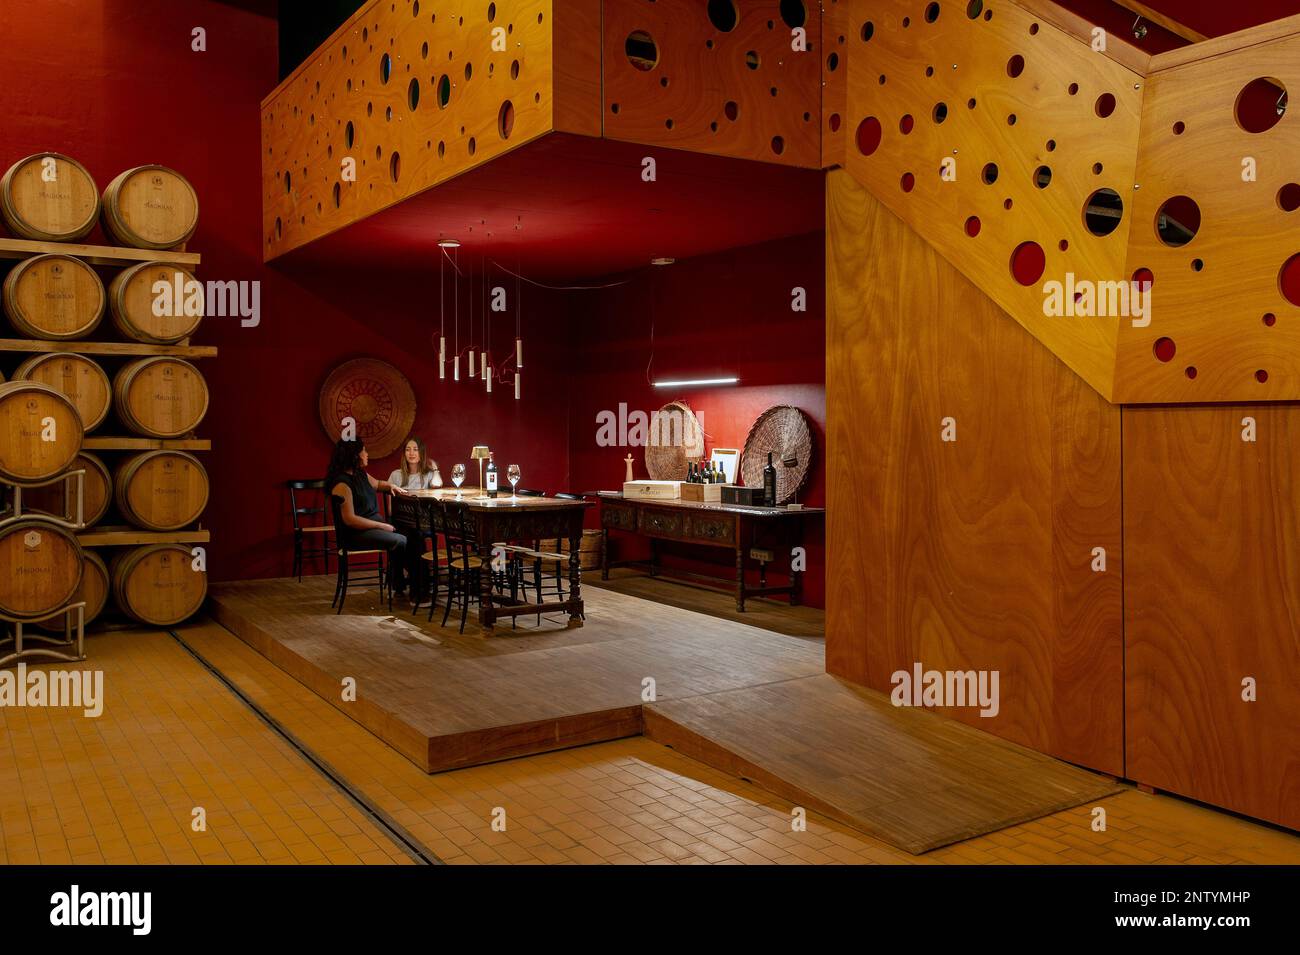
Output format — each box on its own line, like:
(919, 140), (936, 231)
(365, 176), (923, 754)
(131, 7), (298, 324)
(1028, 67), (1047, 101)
(401, 490), (592, 633)
(596, 492), (825, 611)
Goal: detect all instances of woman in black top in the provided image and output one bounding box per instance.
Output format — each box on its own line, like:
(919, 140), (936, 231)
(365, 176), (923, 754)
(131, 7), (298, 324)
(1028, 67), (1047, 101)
(325, 439), (408, 596)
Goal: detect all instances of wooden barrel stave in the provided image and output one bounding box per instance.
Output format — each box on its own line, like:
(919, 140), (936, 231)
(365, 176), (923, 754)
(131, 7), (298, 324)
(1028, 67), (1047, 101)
(0, 153), (100, 242)
(35, 549), (108, 631)
(108, 261), (204, 343)
(111, 357), (209, 437)
(2, 253), (106, 340)
(0, 380), (84, 483)
(13, 352), (111, 432)
(100, 165), (199, 250)
(22, 451), (112, 526)
(0, 517), (83, 619)
(114, 450), (209, 531)
(110, 544), (206, 626)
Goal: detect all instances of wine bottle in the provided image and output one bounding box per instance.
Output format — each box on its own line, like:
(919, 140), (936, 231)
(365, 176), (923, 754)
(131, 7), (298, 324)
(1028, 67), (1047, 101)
(486, 451), (498, 498)
(687, 462), (695, 483)
(763, 452), (777, 506)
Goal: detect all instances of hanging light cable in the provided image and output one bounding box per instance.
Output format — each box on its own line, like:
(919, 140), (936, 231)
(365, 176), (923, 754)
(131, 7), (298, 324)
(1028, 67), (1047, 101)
(468, 257), (476, 378)
(453, 246), (460, 382)
(515, 260), (523, 370)
(483, 258), (490, 386)
(438, 248), (446, 379)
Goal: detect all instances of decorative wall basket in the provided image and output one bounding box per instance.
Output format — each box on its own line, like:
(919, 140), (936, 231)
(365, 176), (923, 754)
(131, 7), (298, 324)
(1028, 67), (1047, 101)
(644, 399), (705, 480)
(740, 405), (813, 504)
(318, 357), (415, 459)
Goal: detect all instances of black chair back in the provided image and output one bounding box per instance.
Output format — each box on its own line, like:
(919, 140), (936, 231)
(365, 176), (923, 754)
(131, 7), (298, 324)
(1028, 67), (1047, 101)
(515, 488), (545, 497)
(288, 478), (328, 532)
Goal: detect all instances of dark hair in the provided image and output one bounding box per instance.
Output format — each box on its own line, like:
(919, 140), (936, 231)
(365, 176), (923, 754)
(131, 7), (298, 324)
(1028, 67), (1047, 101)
(325, 439), (364, 492)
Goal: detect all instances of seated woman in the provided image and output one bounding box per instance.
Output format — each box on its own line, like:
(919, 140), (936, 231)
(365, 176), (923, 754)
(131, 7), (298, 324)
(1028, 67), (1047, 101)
(387, 436), (441, 601)
(326, 438), (408, 597)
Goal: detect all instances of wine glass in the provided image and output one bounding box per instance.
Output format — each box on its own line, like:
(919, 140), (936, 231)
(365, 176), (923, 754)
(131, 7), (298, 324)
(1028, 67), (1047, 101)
(507, 464), (521, 499)
(451, 463), (466, 499)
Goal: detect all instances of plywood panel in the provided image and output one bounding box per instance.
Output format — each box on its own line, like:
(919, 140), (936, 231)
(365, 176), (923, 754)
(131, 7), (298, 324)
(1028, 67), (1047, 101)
(601, 0), (822, 167)
(821, 0), (848, 168)
(1116, 30), (1300, 402)
(261, 0), (566, 259)
(827, 170), (1124, 774)
(552, 0), (603, 136)
(1124, 404), (1300, 830)
(842, 0), (1146, 399)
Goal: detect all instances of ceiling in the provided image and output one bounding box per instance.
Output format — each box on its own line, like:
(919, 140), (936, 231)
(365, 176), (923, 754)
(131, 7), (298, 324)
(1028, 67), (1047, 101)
(270, 132), (826, 282)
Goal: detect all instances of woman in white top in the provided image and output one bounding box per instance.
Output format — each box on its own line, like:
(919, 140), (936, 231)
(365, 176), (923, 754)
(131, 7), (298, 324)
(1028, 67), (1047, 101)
(387, 437), (442, 489)
(388, 436), (440, 601)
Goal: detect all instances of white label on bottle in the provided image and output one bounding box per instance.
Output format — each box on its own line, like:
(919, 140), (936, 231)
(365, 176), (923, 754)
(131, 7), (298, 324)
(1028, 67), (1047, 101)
(487, 471), (498, 490)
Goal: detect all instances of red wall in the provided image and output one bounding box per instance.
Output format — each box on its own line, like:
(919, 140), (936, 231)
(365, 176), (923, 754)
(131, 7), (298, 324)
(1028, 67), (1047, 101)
(567, 234), (827, 607)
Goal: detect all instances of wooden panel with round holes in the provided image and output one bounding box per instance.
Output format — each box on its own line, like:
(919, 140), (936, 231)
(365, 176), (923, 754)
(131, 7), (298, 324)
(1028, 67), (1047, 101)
(843, 0), (1145, 399)
(114, 450), (210, 531)
(13, 353), (112, 432)
(822, 0), (848, 168)
(2, 253), (105, 340)
(0, 380), (83, 483)
(108, 261), (204, 344)
(23, 452), (112, 527)
(1116, 32), (1300, 402)
(262, 0), (560, 260)
(112, 357), (209, 437)
(601, 0), (822, 167)
(0, 518), (83, 619)
(0, 153), (100, 242)
(111, 544), (207, 626)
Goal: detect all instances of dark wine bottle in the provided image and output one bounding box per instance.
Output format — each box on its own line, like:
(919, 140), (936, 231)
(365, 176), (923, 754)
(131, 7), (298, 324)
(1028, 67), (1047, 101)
(763, 452), (777, 506)
(486, 451), (498, 498)
(687, 462), (696, 483)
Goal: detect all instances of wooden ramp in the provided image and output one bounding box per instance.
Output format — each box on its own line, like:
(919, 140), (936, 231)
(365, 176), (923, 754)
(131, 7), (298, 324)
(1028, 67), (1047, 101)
(644, 674), (1123, 854)
(207, 576), (823, 773)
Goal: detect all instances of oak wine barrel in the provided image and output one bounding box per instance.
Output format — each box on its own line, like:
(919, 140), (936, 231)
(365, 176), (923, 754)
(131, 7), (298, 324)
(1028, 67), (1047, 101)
(2, 253), (106, 340)
(0, 152), (100, 242)
(0, 517), (83, 620)
(111, 544), (207, 626)
(0, 380), (84, 483)
(100, 165), (199, 250)
(36, 549), (109, 632)
(23, 452), (112, 526)
(108, 261), (204, 343)
(112, 357), (209, 437)
(114, 450), (209, 531)
(13, 352), (111, 431)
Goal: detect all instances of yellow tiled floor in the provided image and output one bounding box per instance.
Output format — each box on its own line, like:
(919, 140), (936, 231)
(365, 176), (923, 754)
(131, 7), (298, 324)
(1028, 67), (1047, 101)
(3, 619), (1297, 865)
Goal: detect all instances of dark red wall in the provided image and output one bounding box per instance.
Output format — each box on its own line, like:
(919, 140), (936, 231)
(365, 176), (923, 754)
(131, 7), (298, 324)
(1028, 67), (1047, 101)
(567, 234), (827, 607)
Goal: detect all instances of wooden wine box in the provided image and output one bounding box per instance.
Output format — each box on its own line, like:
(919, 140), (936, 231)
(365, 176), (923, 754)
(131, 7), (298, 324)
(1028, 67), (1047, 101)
(623, 480), (680, 500)
(679, 482), (723, 503)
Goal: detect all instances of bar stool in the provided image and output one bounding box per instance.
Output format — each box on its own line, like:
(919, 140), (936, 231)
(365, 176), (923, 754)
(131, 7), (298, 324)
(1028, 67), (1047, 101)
(287, 479), (334, 580)
(329, 495), (391, 614)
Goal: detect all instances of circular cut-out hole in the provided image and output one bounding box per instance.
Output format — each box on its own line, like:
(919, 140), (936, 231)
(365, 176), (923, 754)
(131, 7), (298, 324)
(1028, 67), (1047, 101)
(1092, 162), (1103, 174)
(438, 140), (445, 158)
(437, 74), (451, 107)
(1132, 267), (1153, 291)
(1034, 165), (1052, 188)
(1172, 121), (1185, 135)
(965, 215), (981, 236)
(708, 0), (739, 31)
(771, 135), (784, 155)
(1084, 188), (1124, 236)
(981, 162), (999, 184)
(1007, 113), (1017, 125)
(780, 0), (807, 28)
(1045, 139), (1056, 151)
(511, 59), (520, 80)
(1263, 312), (1277, 326)
(499, 99), (514, 139)
(1185, 366), (1197, 379)
(487, 2), (495, 20)
(967, 97), (977, 109)
(1030, 22), (1040, 34)
(275, 217), (282, 239)
(1256, 369), (1269, 383)
(1191, 258), (1205, 271)
(746, 50), (761, 70)
(725, 100), (739, 121)
(408, 78), (420, 109)
(611, 102), (620, 114)
(468, 137), (476, 156)
(1004, 198), (1013, 210)
(925, 3), (941, 23)
(1011, 241), (1046, 285)
(625, 31), (658, 71)
(966, 0), (983, 18)
(1007, 54), (1025, 78)
(899, 114), (914, 134)
(862, 21), (874, 41)
(1277, 183), (1300, 212)
(333, 182), (341, 207)
(856, 116), (883, 156)
(901, 172), (915, 192)
(1153, 337), (1176, 362)
(829, 113), (841, 131)
(1058, 239), (1069, 251)
(1279, 253), (1300, 305)
(380, 53), (391, 83)
(1068, 82), (1079, 96)
(1156, 195), (1201, 246)
(1095, 92), (1116, 117)
(665, 118), (674, 129)
(828, 52), (839, 71)
(345, 121), (355, 148)
(389, 152), (400, 181)
(465, 62), (473, 81)
(1235, 77), (1287, 133)
(933, 102), (948, 123)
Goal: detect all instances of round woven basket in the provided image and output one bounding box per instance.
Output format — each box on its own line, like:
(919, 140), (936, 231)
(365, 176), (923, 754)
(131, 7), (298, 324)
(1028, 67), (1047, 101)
(644, 399), (705, 480)
(318, 358), (416, 458)
(740, 405), (813, 504)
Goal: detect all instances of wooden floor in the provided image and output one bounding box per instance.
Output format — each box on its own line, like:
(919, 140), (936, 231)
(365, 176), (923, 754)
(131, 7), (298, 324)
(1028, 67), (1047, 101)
(646, 675), (1122, 853)
(207, 575), (824, 773)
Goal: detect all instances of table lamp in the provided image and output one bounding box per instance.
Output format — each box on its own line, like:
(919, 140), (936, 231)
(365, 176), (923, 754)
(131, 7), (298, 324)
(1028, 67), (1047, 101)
(471, 445), (490, 498)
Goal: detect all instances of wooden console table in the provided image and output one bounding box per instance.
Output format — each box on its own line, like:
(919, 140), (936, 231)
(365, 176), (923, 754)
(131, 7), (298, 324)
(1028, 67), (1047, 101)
(596, 492), (824, 611)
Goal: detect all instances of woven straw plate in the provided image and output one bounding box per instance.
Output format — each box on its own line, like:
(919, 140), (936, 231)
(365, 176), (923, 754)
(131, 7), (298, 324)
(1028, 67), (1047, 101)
(740, 405), (813, 504)
(318, 357), (416, 458)
(644, 399), (705, 480)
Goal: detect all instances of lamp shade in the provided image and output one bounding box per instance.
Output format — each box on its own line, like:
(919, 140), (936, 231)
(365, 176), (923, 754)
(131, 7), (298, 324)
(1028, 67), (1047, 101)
(471, 445), (491, 460)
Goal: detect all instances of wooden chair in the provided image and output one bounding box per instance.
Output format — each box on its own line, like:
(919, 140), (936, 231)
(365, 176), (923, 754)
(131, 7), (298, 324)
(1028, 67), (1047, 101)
(425, 500), (482, 633)
(329, 495), (390, 614)
(287, 479), (334, 581)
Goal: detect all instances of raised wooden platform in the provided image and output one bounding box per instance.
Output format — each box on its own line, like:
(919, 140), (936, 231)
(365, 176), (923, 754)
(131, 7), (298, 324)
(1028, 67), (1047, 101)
(207, 576), (823, 774)
(644, 675), (1123, 854)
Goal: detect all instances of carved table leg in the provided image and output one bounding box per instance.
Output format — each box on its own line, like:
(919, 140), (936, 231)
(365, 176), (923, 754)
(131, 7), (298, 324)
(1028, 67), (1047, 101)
(567, 527), (584, 627)
(477, 533), (495, 633)
(735, 546), (746, 613)
(601, 528), (610, 581)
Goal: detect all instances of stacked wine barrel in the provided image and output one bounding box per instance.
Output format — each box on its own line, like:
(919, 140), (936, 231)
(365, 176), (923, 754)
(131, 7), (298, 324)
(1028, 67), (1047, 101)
(0, 151), (209, 634)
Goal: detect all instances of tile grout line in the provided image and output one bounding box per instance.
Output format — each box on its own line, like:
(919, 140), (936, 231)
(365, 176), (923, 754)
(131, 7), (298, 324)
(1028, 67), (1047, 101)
(166, 627), (443, 866)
